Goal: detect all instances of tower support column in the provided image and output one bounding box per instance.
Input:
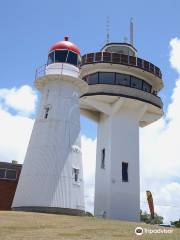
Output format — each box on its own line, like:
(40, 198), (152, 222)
(94, 100), (147, 221)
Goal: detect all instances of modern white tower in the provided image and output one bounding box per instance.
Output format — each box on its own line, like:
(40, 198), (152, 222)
(80, 40), (163, 221)
(12, 37), (88, 215)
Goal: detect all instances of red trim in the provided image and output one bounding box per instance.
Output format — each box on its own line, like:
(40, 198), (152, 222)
(49, 40), (80, 55)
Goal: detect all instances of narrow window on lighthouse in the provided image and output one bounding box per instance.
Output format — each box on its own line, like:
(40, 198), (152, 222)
(47, 51), (55, 65)
(122, 162), (128, 182)
(101, 148), (105, 169)
(55, 50), (68, 63)
(67, 51), (78, 66)
(73, 168), (79, 182)
(44, 107), (50, 119)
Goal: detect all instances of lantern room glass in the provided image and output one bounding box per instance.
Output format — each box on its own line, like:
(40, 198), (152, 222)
(47, 50), (79, 66)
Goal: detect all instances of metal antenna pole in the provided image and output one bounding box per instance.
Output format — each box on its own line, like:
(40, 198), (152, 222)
(106, 16), (110, 43)
(123, 36), (128, 43)
(130, 17), (134, 46)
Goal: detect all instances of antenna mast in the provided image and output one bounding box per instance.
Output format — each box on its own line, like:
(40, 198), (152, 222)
(130, 18), (134, 46)
(106, 16), (110, 43)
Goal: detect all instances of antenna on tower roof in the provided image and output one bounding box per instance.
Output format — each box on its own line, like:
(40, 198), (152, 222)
(123, 36), (128, 43)
(106, 16), (110, 44)
(130, 17), (134, 46)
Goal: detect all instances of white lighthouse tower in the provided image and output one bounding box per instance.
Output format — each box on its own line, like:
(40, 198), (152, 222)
(12, 37), (88, 215)
(80, 29), (163, 221)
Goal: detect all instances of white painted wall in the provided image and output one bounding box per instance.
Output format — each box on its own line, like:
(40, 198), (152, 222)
(94, 101), (147, 222)
(80, 56), (163, 222)
(12, 65), (86, 211)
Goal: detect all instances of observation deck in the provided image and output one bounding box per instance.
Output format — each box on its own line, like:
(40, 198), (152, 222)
(80, 51), (163, 110)
(79, 50), (163, 126)
(81, 52), (162, 80)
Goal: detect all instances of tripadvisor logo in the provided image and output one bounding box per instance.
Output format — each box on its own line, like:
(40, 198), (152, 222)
(135, 226), (173, 235)
(135, 227), (143, 236)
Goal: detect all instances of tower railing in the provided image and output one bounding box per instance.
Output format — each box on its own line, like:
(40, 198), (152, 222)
(35, 63), (80, 80)
(81, 52), (162, 79)
(35, 64), (46, 79)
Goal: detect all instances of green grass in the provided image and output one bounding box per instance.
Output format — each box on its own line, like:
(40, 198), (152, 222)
(0, 211), (179, 240)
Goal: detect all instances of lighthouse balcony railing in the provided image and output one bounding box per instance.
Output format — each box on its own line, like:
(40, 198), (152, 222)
(35, 63), (80, 80)
(81, 52), (162, 79)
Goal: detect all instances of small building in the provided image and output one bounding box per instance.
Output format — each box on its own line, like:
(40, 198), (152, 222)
(0, 161), (22, 210)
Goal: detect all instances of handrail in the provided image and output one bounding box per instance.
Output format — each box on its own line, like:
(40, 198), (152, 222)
(81, 52), (162, 79)
(35, 63), (80, 80)
(35, 64), (47, 80)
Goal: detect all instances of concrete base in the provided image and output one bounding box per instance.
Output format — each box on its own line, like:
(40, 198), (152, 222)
(12, 207), (86, 216)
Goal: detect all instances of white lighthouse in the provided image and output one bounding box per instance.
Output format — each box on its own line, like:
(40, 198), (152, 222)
(12, 37), (88, 215)
(80, 33), (163, 220)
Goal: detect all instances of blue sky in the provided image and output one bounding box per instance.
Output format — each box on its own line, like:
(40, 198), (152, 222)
(0, 0), (179, 138)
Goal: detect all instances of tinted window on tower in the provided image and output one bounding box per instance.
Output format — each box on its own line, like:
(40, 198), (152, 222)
(55, 50), (68, 63)
(99, 72), (115, 84)
(142, 81), (151, 93)
(122, 162), (128, 182)
(67, 51), (78, 66)
(88, 73), (99, 84)
(78, 55), (81, 65)
(48, 51), (55, 64)
(116, 73), (130, 86)
(101, 148), (105, 169)
(131, 76), (142, 90)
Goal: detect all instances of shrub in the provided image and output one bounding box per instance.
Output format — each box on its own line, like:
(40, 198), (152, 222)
(140, 211), (163, 224)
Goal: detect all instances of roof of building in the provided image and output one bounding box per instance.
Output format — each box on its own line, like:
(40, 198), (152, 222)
(101, 42), (137, 52)
(49, 37), (80, 55)
(0, 162), (22, 169)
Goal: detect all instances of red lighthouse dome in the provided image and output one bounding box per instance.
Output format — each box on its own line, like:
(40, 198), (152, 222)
(49, 37), (80, 55)
(47, 37), (81, 66)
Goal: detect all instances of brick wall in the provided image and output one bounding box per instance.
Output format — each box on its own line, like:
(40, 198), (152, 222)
(0, 162), (22, 210)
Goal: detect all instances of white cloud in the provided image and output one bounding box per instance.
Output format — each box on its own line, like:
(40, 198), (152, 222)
(0, 85), (37, 116)
(169, 38), (180, 73)
(0, 108), (34, 163)
(81, 135), (96, 213)
(139, 38), (180, 222)
(0, 86), (36, 163)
